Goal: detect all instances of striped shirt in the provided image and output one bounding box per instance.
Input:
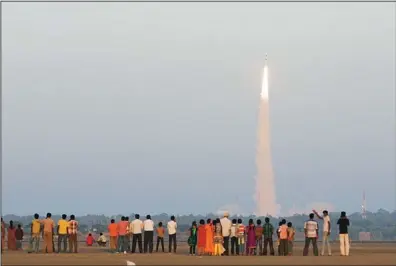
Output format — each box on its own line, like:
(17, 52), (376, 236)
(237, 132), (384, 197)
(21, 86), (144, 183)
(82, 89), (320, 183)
(237, 224), (245, 236)
(68, 220), (79, 234)
(304, 219), (318, 238)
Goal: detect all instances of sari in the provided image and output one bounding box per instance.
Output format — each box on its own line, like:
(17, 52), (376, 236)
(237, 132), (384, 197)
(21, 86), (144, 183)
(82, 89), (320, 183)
(204, 223), (214, 254)
(197, 225), (206, 248)
(7, 227), (17, 251)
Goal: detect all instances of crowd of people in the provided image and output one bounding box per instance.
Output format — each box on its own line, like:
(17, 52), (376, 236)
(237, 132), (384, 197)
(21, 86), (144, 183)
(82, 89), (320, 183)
(1, 210), (351, 257)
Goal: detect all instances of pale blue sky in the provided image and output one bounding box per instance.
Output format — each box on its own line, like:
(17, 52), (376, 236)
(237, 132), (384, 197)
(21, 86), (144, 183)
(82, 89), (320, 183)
(2, 2), (395, 216)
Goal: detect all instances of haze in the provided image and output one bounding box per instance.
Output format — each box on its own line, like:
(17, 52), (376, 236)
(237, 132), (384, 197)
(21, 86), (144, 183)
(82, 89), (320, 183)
(2, 2), (395, 216)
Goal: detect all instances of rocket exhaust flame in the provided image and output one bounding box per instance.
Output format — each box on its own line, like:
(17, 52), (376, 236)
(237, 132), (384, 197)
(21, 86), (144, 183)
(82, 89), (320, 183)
(261, 65), (269, 100)
(255, 56), (278, 216)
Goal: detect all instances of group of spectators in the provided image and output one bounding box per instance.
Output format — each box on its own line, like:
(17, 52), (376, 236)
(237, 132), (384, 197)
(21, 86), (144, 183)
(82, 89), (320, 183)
(1, 210), (351, 257)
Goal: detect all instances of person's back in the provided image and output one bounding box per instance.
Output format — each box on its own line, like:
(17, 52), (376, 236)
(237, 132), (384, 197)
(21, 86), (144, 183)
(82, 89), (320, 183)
(156, 222), (165, 252)
(86, 234), (94, 246)
(42, 213), (55, 253)
(167, 216), (177, 253)
(278, 220), (288, 256)
(167, 220), (177, 235)
(15, 225), (24, 250)
(108, 219), (118, 252)
(131, 218), (143, 234)
(304, 219), (318, 239)
(287, 222), (295, 256)
(337, 211), (350, 256)
(303, 213), (319, 256)
(68, 215), (78, 253)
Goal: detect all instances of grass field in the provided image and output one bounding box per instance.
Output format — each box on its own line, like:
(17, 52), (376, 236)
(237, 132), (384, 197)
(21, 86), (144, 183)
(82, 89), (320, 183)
(2, 242), (396, 265)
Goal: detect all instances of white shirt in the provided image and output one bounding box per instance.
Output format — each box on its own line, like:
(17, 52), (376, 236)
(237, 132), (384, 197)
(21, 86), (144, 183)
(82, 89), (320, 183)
(144, 219), (154, 231)
(220, 217), (232, 237)
(230, 224), (237, 237)
(167, 220), (177, 235)
(130, 219), (143, 234)
(323, 215), (331, 232)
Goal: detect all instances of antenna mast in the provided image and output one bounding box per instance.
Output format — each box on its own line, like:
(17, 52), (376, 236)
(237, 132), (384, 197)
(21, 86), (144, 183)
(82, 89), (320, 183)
(361, 191), (367, 219)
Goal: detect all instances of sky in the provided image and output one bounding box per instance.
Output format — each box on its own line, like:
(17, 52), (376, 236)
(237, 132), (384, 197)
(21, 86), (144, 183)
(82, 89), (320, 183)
(2, 2), (395, 216)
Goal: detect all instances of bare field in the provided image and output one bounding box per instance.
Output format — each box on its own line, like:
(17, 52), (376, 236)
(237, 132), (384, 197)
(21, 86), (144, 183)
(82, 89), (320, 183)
(2, 242), (396, 265)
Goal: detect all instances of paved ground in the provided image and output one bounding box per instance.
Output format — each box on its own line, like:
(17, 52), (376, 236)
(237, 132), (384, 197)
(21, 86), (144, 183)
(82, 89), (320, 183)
(2, 242), (396, 265)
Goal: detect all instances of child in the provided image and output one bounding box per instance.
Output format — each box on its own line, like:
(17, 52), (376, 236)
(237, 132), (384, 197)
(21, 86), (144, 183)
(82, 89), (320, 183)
(237, 219), (245, 256)
(156, 222), (165, 252)
(278, 219), (288, 256)
(255, 219), (263, 255)
(86, 233), (94, 246)
(97, 233), (107, 247)
(15, 224), (24, 250)
(287, 222), (295, 256)
(188, 221), (198, 255)
(213, 220), (224, 256)
(277, 221), (282, 256)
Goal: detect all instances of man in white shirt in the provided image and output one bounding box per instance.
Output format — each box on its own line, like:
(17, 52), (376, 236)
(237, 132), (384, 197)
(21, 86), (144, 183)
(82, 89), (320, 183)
(220, 212), (232, 256)
(313, 209), (332, 256)
(143, 215), (155, 253)
(303, 213), (319, 256)
(130, 214), (143, 253)
(167, 216), (177, 253)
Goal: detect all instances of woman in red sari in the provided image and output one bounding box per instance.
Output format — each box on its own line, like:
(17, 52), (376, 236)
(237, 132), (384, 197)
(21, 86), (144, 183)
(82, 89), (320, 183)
(197, 219), (206, 256)
(7, 220), (17, 251)
(204, 219), (214, 255)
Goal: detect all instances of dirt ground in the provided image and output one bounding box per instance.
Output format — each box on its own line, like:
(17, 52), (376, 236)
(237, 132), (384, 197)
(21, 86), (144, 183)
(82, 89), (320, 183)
(2, 242), (396, 265)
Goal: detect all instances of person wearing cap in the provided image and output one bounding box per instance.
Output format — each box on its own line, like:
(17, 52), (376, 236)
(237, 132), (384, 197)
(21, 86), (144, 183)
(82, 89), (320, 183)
(220, 212), (232, 256)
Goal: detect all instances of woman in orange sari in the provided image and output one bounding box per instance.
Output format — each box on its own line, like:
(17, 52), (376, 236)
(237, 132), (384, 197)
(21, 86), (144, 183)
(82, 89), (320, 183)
(204, 219), (214, 255)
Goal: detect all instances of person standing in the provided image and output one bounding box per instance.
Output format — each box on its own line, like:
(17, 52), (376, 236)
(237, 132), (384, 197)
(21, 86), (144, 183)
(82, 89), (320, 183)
(303, 213), (319, 256)
(131, 214), (143, 254)
(220, 212), (231, 256)
(117, 216), (129, 254)
(230, 219), (238, 255)
(213, 220), (224, 256)
(167, 216), (177, 253)
(68, 215), (78, 253)
(15, 224), (24, 250)
(1, 218), (5, 253)
(125, 216), (131, 252)
(7, 221), (17, 251)
(188, 221), (198, 255)
(246, 219), (256, 256)
(237, 219), (245, 256)
(263, 217), (275, 256)
(255, 219), (263, 255)
(41, 213), (54, 253)
(287, 222), (295, 256)
(57, 214), (68, 253)
(278, 219), (288, 256)
(143, 215), (154, 253)
(108, 219), (118, 253)
(337, 211), (350, 256)
(204, 219), (214, 255)
(156, 222), (165, 252)
(28, 214), (41, 253)
(313, 209), (332, 256)
(197, 220), (206, 256)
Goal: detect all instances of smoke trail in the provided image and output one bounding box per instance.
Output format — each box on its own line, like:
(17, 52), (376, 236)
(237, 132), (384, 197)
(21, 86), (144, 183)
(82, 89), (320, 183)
(255, 64), (278, 216)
